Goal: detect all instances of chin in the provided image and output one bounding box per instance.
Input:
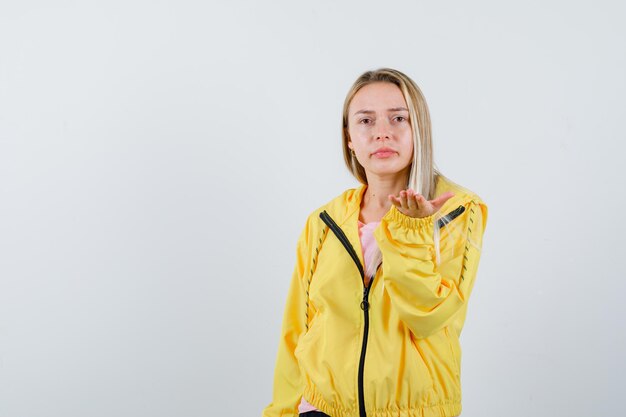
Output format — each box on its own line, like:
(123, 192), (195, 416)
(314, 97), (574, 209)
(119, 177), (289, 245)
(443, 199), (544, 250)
(366, 168), (406, 177)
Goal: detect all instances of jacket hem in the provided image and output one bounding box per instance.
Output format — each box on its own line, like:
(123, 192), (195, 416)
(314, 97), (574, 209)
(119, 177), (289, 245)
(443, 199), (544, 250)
(303, 384), (461, 417)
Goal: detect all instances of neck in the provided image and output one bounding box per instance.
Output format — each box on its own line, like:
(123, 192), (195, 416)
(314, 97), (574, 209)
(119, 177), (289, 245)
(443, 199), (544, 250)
(362, 173), (409, 212)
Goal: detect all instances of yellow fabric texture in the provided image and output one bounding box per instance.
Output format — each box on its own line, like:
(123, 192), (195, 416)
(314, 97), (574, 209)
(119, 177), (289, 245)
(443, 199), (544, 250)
(263, 176), (488, 417)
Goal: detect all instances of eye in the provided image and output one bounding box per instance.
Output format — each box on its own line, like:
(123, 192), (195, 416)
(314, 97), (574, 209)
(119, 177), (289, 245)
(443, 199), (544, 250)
(359, 118), (372, 124)
(394, 116), (407, 122)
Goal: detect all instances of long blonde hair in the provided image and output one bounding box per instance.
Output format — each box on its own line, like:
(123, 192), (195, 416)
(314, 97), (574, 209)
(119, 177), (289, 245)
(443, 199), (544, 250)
(341, 68), (449, 275)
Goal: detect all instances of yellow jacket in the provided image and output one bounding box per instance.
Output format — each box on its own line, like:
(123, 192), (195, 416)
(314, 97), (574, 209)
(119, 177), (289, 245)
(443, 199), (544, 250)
(263, 176), (488, 417)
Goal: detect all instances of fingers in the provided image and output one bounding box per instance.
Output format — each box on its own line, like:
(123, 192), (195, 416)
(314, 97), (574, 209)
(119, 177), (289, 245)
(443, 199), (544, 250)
(389, 189), (422, 211)
(402, 189), (421, 211)
(431, 191), (455, 211)
(387, 189), (456, 217)
(406, 189), (419, 211)
(400, 190), (409, 209)
(388, 191), (407, 209)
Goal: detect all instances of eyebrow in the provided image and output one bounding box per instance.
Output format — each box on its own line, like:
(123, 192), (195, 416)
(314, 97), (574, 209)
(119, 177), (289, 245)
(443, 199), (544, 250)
(353, 107), (409, 116)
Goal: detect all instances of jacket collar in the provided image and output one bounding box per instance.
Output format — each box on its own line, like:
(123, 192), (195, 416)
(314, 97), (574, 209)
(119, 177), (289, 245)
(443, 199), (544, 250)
(338, 184), (367, 227)
(332, 176), (465, 227)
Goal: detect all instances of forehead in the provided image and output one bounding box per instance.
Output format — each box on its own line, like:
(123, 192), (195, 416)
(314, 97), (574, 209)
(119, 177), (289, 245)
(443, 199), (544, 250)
(349, 82), (407, 113)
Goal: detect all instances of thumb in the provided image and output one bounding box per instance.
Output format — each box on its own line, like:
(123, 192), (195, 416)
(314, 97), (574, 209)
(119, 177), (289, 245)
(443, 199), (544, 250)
(431, 192), (455, 211)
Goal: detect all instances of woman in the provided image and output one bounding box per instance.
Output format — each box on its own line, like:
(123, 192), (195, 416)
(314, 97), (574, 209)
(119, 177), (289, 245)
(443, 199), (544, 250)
(263, 68), (488, 417)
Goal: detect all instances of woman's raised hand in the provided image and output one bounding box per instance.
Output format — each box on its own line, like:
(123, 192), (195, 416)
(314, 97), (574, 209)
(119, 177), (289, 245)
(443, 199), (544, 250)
(388, 189), (455, 219)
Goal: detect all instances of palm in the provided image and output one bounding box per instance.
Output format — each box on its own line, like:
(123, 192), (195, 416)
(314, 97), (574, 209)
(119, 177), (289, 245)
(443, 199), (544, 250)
(388, 189), (455, 219)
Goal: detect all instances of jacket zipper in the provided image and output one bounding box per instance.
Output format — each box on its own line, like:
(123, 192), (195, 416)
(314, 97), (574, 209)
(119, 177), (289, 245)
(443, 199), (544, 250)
(319, 210), (375, 417)
(319, 211), (364, 278)
(357, 278), (373, 417)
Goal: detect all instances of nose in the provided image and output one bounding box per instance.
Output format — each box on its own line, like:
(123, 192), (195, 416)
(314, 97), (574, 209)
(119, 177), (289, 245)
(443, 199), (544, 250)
(373, 119), (392, 141)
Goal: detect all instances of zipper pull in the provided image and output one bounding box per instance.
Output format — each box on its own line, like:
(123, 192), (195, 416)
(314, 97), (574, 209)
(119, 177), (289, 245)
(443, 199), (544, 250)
(360, 280), (373, 311)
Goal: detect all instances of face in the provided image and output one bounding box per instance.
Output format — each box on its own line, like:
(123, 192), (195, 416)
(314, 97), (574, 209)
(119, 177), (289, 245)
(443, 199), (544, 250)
(347, 82), (413, 181)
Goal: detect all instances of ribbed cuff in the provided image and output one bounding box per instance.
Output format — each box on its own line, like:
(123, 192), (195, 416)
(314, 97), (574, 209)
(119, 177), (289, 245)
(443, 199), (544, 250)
(382, 204), (435, 231)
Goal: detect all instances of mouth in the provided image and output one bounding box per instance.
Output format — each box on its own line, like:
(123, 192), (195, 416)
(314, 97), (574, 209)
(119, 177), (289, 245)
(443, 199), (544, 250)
(372, 148), (397, 158)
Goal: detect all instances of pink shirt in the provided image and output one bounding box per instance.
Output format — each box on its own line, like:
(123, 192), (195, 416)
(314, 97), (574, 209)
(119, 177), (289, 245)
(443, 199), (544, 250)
(298, 219), (381, 413)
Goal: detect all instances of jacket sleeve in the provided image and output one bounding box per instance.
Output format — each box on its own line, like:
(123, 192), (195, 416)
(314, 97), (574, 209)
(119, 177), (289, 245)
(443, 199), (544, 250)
(373, 198), (488, 339)
(262, 217), (315, 417)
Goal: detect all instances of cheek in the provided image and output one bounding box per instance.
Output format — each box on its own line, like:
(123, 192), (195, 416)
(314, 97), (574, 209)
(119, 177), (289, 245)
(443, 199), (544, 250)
(402, 130), (414, 156)
(349, 124), (367, 137)
(348, 129), (367, 147)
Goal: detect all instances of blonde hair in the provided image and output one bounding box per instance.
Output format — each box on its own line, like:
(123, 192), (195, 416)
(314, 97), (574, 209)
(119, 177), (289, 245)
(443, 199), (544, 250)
(341, 68), (453, 275)
(342, 67), (441, 200)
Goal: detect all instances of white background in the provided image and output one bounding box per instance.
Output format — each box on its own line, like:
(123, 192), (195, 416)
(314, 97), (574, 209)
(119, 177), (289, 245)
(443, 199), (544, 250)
(1, 1), (624, 416)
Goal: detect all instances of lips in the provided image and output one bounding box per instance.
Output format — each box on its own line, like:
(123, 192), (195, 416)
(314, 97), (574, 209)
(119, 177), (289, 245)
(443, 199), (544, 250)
(372, 147), (396, 157)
